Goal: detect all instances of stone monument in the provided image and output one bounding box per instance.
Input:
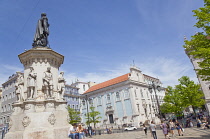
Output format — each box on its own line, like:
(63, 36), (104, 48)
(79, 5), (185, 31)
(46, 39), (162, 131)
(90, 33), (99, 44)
(5, 13), (69, 139)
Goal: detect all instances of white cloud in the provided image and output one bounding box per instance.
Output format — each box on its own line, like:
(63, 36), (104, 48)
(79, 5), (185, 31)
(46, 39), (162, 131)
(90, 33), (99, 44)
(64, 57), (198, 87)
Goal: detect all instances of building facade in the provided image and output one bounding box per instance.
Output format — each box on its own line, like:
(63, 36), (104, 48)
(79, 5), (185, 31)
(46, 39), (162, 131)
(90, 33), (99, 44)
(185, 51), (210, 114)
(81, 66), (165, 128)
(64, 84), (80, 111)
(0, 74), (18, 128)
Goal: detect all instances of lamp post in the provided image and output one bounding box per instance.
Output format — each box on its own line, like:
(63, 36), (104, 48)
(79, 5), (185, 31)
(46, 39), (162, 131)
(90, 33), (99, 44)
(82, 95), (92, 137)
(149, 81), (162, 119)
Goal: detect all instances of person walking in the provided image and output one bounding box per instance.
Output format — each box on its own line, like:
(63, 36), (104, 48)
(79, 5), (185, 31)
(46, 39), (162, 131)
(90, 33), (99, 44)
(169, 119), (175, 137)
(175, 120), (183, 136)
(143, 124), (147, 135)
(160, 120), (170, 139)
(149, 121), (157, 139)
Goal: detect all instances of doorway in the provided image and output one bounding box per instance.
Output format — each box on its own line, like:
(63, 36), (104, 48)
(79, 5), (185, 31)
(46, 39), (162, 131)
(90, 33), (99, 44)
(109, 114), (114, 123)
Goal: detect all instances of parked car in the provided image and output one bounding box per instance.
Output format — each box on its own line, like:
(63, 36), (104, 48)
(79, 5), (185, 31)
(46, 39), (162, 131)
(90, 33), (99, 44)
(124, 126), (137, 131)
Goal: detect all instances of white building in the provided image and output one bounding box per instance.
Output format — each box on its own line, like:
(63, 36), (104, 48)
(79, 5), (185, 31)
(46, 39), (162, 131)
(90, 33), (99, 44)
(81, 66), (165, 128)
(71, 81), (90, 95)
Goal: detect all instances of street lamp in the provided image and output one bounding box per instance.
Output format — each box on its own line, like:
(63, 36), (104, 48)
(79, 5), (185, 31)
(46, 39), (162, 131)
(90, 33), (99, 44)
(148, 81), (162, 119)
(82, 95), (92, 137)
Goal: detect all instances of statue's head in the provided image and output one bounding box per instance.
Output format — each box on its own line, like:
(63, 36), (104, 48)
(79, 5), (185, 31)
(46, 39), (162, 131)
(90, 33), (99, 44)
(41, 13), (47, 17)
(29, 66), (34, 71)
(47, 67), (51, 71)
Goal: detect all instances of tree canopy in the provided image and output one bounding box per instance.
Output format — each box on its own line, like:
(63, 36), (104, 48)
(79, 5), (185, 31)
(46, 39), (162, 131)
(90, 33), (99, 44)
(161, 76), (205, 115)
(67, 106), (81, 125)
(183, 0), (210, 81)
(85, 106), (101, 128)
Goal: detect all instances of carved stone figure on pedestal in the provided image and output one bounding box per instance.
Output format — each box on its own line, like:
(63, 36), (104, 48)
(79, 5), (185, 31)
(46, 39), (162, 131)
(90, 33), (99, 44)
(57, 72), (65, 100)
(32, 13), (50, 47)
(43, 67), (53, 98)
(15, 72), (25, 102)
(27, 67), (37, 99)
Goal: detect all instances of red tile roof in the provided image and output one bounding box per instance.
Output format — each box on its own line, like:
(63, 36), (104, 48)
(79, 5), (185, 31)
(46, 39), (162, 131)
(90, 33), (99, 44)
(84, 73), (130, 94)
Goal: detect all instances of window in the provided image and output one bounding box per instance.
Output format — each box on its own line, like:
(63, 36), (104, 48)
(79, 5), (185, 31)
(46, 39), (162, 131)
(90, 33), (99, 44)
(8, 104), (10, 111)
(140, 89), (143, 98)
(9, 93), (12, 99)
(134, 89), (137, 97)
(107, 94), (111, 103)
(5, 95), (7, 101)
(116, 92), (120, 101)
(124, 89), (129, 99)
(83, 85), (85, 91)
(98, 97), (102, 105)
(147, 91), (149, 98)
(82, 100), (85, 106)
(137, 104), (140, 112)
(72, 105), (75, 109)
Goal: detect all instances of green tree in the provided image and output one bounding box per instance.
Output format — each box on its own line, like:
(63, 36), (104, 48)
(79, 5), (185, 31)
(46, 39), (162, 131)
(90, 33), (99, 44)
(67, 106), (81, 125)
(161, 86), (185, 115)
(86, 106), (101, 128)
(176, 76), (205, 115)
(161, 76), (205, 115)
(183, 0), (210, 81)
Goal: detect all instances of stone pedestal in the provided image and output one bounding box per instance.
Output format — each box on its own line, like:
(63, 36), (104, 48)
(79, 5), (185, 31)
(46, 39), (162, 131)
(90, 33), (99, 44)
(5, 47), (69, 139)
(5, 100), (69, 139)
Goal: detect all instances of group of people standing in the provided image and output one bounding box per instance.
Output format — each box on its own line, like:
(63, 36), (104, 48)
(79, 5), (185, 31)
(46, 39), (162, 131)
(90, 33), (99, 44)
(160, 120), (184, 139)
(142, 119), (184, 139)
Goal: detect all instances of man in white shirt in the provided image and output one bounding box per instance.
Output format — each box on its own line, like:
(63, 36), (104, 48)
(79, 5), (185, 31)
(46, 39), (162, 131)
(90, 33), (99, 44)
(150, 121), (157, 139)
(68, 123), (79, 139)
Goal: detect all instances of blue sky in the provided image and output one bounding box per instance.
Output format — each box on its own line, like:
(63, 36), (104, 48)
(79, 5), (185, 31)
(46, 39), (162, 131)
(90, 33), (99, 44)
(0, 0), (204, 87)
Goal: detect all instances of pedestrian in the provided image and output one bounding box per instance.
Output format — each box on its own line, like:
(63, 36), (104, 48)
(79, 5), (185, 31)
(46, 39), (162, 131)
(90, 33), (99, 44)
(143, 124), (147, 135)
(169, 119), (175, 137)
(175, 120), (183, 136)
(197, 119), (201, 128)
(160, 120), (170, 139)
(149, 121), (157, 139)
(189, 120), (193, 127)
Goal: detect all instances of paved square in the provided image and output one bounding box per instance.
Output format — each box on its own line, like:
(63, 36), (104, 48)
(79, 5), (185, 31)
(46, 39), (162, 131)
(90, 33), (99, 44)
(87, 128), (210, 139)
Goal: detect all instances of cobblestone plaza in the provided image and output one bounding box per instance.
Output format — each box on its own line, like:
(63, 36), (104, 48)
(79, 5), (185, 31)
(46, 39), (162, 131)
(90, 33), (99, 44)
(86, 128), (210, 139)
